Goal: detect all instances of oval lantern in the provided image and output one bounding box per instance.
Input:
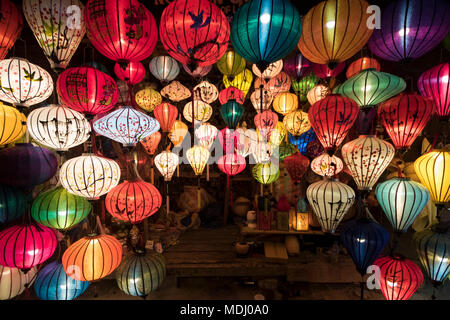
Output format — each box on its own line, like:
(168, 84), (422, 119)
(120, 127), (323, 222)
(284, 53), (312, 80)
(255, 110), (278, 139)
(149, 56), (180, 83)
(252, 60), (283, 79)
(219, 87), (245, 105)
(161, 81), (191, 102)
(217, 154), (246, 178)
(288, 128), (316, 155)
(418, 62), (450, 118)
(154, 151), (179, 182)
(273, 92), (298, 115)
(153, 103), (178, 132)
(193, 81), (219, 104)
(291, 73), (318, 102)
(135, 87), (162, 113)
(311, 153), (344, 177)
(346, 57), (381, 79)
(284, 152), (310, 184)
(220, 100), (244, 130)
(312, 62), (346, 79)
(0, 265), (36, 300)
(0, 103), (26, 146)
(307, 85), (331, 105)
(216, 50), (246, 78)
(0, 0), (23, 61)
(169, 120), (188, 147)
(255, 71), (291, 97)
(0, 185), (27, 224)
(186, 146), (210, 176)
(182, 64), (212, 78)
(252, 162), (280, 185)
(195, 123), (218, 150)
(251, 88), (273, 112)
(283, 110), (310, 136)
(183, 100), (213, 123)
(114, 61), (145, 85)
(85, 0), (157, 63)
(141, 131), (161, 155)
(306, 179), (356, 234)
(62, 234), (122, 282)
(223, 69), (253, 97)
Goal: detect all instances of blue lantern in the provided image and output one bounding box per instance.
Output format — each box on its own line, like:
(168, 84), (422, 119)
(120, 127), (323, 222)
(288, 128), (316, 155)
(0, 185), (27, 223)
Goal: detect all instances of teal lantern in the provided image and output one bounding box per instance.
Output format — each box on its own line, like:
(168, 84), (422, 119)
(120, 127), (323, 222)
(31, 187), (92, 231)
(220, 100), (244, 129)
(231, 0), (302, 72)
(0, 185), (27, 224)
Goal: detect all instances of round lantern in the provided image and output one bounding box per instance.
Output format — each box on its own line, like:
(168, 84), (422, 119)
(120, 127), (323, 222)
(220, 100), (244, 130)
(62, 233), (122, 282)
(342, 135), (396, 191)
(252, 162), (280, 185)
(288, 128), (316, 155)
(306, 179), (356, 233)
(105, 180), (162, 224)
(236, 125), (258, 157)
(0, 265), (36, 300)
(0, 0), (23, 61)
(273, 92), (298, 115)
(223, 69), (253, 97)
(283, 53), (312, 80)
(0, 222), (57, 270)
(217, 154), (246, 178)
(374, 255), (423, 300)
(308, 94), (359, 153)
(135, 87), (162, 113)
(153, 103), (178, 133)
(376, 178), (430, 233)
(283, 110), (310, 136)
(378, 93), (433, 149)
(186, 146), (210, 176)
(312, 62), (346, 79)
(251, 88), (273, 112)
(307, 85), (331, 106)
(0, 103), (26, 145)
(291, 73), (318, 102)
(155, 151), (179, 182)
(27, 104), (91, 151)
(161, 81), (191, 102)
(335, 69), (406, 108)
(116, 250), (166, 298)
(183, 100), (213, 123)
(141, 131), (161, 155)
(0, 58), (53, 107)
(284, 152), (310, 184)
(0, 185), (26, 224)
(216, 50), (246, 78)
(298, 0), (373, 67)
(57, 66), (119, 116)
(84, 0), (157, 63)
(255, 110), (278, 139)
(0, 143), (57, 189)
(149, 56), (180, 83)
(169, 120), (188, 147)
(159, 0), (230, 69)
(182, 64), (212, 78)
(195, 123), (218, 150)
(252, 60), (283, 79)
(340, 218), (390, 276)
(93, 106), (160, 147)
(60, 153), (121, 199)
(219, 87), (245, 105)
(31, 186), (92, 231)
(368, 0), (450, 62)
(414, 150), (450, 204)
(114, 61), (145, 85)
(194, 81), (218, 104)
(255, 71), (291, 97)
(346, 57), (381, 79)
(418, 62), (450, 118)
(311, 153), (344, 177)
(34, 261), (89, 300)
(231, 0), (301, 72)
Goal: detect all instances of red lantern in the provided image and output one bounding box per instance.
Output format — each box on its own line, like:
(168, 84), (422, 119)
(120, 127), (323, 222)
(182, 64), (212, 78)
(217, 154), (246, 179)
(0, 0), (23, 60)
(84, 0), (157, 63)
(140, 131), (161, 155)
(378, 93), (433, 150)
(105, 180), (162, 224)
(284, 152), (310, 184)
(254, 110), (278, 140)
(159, 0), (230, 70)
(313, 62), (346, 79)
(57, 67), (119, 116)
(308, 94), (359, 154)
(114, 61), (145, 85)
(346, 57), (381, 79)
(218, 128), (240, 155)
(153, 103), (178, 132)
(418, 62), (450, 118)
(219, 87), (245, 105)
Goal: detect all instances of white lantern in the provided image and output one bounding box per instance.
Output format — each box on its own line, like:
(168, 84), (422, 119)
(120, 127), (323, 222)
(27, 104), (91, 151)
(236, 125), (257, 157)
(195, 123), (218, 150)
(311, 153), (344, 177)
(183, 100), (213, 123)
(186, 146), (210, 176)
(252, 141), (273, 164)
(60, 153), (121, 199)
(252, 60), (283, 79)
(307, 179), (356, 233)
(154, 150), (179, 181)
(0, 58), (53, 107)
(307, 84), (331, 105)
(193, 81), (218, 104)
(0, 265), (36, 300)
(251, 88), (273, 112)
(149, 56), (180, 83)
(160, 81), (191, 102)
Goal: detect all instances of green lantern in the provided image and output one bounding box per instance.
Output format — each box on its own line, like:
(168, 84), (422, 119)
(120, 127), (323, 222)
(334, 69), (406, 108)
(220, 100), (244, 129)
(275, 141), (298, 161)
(31, 187), (92, 230)
(216, 50), (246, 78)
(291, 73), (319, 102)
(252, 162), (280, 184)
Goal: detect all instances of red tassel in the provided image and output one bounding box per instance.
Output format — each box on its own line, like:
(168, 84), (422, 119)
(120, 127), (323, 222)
(229, 178), (233, 207)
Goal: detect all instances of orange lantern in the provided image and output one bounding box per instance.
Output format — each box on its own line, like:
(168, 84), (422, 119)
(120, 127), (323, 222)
(140, 131), (161, 155)
(283, 110), (311, 136)
(273, 92), (298, 115)
(0, 0), (23, 60)
(153, 103), (178, 132)
(346, 57), (381, 79)
(169, 120), (188, 147)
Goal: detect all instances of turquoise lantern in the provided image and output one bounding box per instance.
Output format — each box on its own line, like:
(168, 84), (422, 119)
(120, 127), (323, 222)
(220, 100), (244, 129)
(231, 0), (302, 72)
(0, 185), (27, 224)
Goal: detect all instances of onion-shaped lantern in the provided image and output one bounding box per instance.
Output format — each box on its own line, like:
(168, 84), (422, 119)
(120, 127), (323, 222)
(283, 53), (312, 80)
(312, 62), (346, 79)
(135, 87), (162, 113)
(186, 146), (210, 176)
(114, 61), (145, 85)
(195, 123), (218, 150)
(0, 58), (53, 107)
(169, 120), (188, 147)
(60, 153), (121, 199)
(291, 73), (318, 102)
(255, 71), (291, 97)
(155, 151), (179, 182)
(418, 62), (450, 118)
(307, 85), (330, 105)
(220, 100), (244, 130)
(311, 153), (344, 177)
(283, 110), (310, 136)
(27, 104), (91, 151)
(193, 81), (218, 104)
(153, 103), (178, 133)
(216, 50), (246, 78)
(31, 186), (91, 231)
(0, 265), (36, 300)
(378, 93), (433, 149)
(34, 261), (89, 300)
(223, 69), (253, 97)
(306, 179), (356, 233)
(0, 103), (26, 146)
(346, 57), (381, 79)
(298, 0), (373, 68)
(273, 92), (298, 115)
(85, 0), (157, 63)
(255, 110), (278, 139)
(0, 185), (26, 224)
(252, 162), (280, 185)
(251, 88), (273, 112)
(342, 135), (396, 191)
(252, 60), (283, 79)
(62, 234), (122, 282)
(182, 64), (212, 78)
(219, 87), (245, 105)
(149, 56), (180, 83)
(217, 154), (246, 179)
(288, 128), (316, 155)
(161, 81), (191, 102)
(140, 131), (161, 155)
(284, 152), (310, 184)
(0, 0), (23, 61)
(183, 100), (213, 123)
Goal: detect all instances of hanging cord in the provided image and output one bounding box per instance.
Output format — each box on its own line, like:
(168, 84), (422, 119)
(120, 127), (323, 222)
(360, 278), (365, 300)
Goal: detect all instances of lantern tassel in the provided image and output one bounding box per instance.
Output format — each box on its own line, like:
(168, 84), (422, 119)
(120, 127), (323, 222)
(207, 164), (209, 181)
(229, 177), (233, 208)
(260, 183), (263, 196)
(177, 164), (179, 177)
(166, 182), (170, 217)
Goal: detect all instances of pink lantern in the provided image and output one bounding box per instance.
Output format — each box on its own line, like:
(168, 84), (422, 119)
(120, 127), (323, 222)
(114, 61), (145, 85)
(311, 153), (344, 177)
(254, 71), (291, 96)
(312, 62), (346, 79)
(153, 103), (178, 132)
(217, 153), (246, 182)
(182, 64), (212, 78)
(254, 110), (278, 140)
(219, 87), (245, 105)
(418, 62), (450, 118)
(218, 128), (240, 155)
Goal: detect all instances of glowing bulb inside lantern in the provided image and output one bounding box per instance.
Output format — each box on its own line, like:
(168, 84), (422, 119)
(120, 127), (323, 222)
(326, 21), (336, 29)
(398, 28), (409, 37)
(28, 249), (40, 255)
(387, 281), (398, 288)
(442, 75), (449, 83)
(356, 238), (366, 243)
(260, 13), (271, 24)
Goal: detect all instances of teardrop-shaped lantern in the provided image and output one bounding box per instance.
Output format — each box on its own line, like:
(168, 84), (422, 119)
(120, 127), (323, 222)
(217, 154), (246, 177)
(252, 60), (283, 79)
(219, 87), (245, 105)
(153, 103), (178, 133)
(346, 57), (381, 79)
(252, 162), (280, 185)
(223, 69), (253, 97)
(273, 92), (298, 115)
(135, 87), (162, 113)
(114, 61), (145, 85)
(194, 81), (219, 104)
(418, 62), (450, 118)
(155, 151), (179, 182)
(220, 100), (244, 129)
(312, 62), (346, 79)
(195, 123), (218, 150)
(284, 152), (310, 184)
(283, 110), (310, 136)
(307, 85), (331, 105)
(311, 153), (344, 177)
(182, 64), (212, 78)
(149, 56), (180, 83)
(183, 100), (213, 123)
(288, 128), (316, 155)
(0, 185), (26, 224)
(283, 53), (312, 80)
(0, 0), (23, 61)
(141, 131), (161, 155)
(0, 103), (26, 146)
(169, 120), (188, 147)
(216, 50), (246, 78)
(251, 88), (273, 112)
(186, 146), (210, 176)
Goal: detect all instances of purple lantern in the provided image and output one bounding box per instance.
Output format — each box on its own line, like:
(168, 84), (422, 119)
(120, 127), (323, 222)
(283, 53), (313, 80)
(312, 62), (346, 79)
(368, 0), (450, 62)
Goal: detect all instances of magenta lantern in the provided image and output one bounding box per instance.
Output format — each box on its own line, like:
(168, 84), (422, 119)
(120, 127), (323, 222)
(217, 153), (246, 177)
(114, 61), (145, 85)
(418, 62), (450, 118)
(284, 53), (312, 80)
(313, 62), (346, 79)
(219, 87), (245, 105)
(218, 128), (240, 155)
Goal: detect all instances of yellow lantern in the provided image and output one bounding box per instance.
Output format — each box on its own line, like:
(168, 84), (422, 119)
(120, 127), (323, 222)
(414, 149), (450, 204)
(250, 88), (273, 112)
(169, 120), (188, 147)
(223, 69), (253, 97)
(273, 92), (298, 115)
(307, 85), (331, 105)
(283, 110), (311, 136)
(294, 211), (309, 231)
(0, 103), (26, 145)
(216, 50), (246, 78)
(135, 87), (162, 112)
(258, 121), (286, 147)
(252, 60), (283, 79)
(183, 100), (213, 123)
(186, 146), (210, 176)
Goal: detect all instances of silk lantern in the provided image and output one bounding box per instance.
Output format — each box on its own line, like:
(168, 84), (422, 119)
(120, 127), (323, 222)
(368, 0), (450, 62)
(0, 103), (26, 145)
(217, 154), (246, 185)
(57, 66), (118, 116)
(159, 0), (230, 69)
(311, 153), (344, 177)
(155, 151), (179, 181)
(62, 233), (122, 282)
(27, 104), (91, 151)
(284, 152), (309, 184)
(114, 61), (145, 85)
(255, 71), (291, 97)
(376, 178), (430, 233)
(252, 60), (283, 79)
(60, 153), (121, 199)
(218, 128), (240, 155)
(169, 120), (188, 147)
(307, 85), (331, 105)
(236, 125), (258, 157)
(273, 92), (298, 115)
(342, 135), (396, 191)
(255, 110), (278, 139)
(183, 100), (213, 123)
(418, 62), (450, 118)
(267, 121), (287, 147)
(378, 93), (433, 149)
(85, 0), (157, 63)
(374, 255), (423, 300)
(252, 162), (280, 185)
(298, 0), (373, 68)
(153, 103), (178, 132)
(251, 88), (273, 112)
(193, 81), (218, 104)
(223, 69), (253, 97)
(195, 123), (218, 150)
(283, 53), (312, 80)
(346, 57), (381, 79)
(141, 131), (161, 155)
(135, 87), (162, 112)
(0, 0), (23, 61)
(288, 128), (316, 155)
(0, 58), (53, 108)
(34, 261), (89, 300)
(0, 185), (26, 224)
(306, 179), (356, 233)
(186, 146), (210, 176)
(161, 81), (191, 102)
(182, 64), (212, 78)
(0, 265), (36, 300)
(216, 50), (246, 78)
(283, 110), (310, 136)
(414, 150), (450, 204)
(220, 100), (244, 129)
(291, 73), (318, 102)
(312, 62), (346, 79)
(149, 56), (180, 83)
(252, 141), (272, 164)
(219, 87), (245, 105)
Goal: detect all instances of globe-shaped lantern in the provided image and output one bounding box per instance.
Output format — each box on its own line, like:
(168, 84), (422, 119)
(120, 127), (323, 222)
(288, 128), (316, 155)
(62, 234), (122, 282)
(153, 103), (178, 133)
(418, 62), (450, 118)
(346, 57), (381, 79)
(183, 100), (213, 123)
(195, 123), (218, 150)
(298, 0), (373, 68)
(312, 62), (346, 79)
(149, 56), (180, 83)
(342, 135), (396, 191)
(0, 58), (53, 107)
(186, 146), (210, 176)
(378, 93), (433, 149)
(193, 81), (218, 104)
(255, 110), (278, 139)
(311, 153), (344, 177)
(182, 64), (212, 78)
(161, 81), (191, 102)
(116, 250), (166, 298)
(283, 53), (312, 80)
(307, 85), (331, 106)
(155, 151), (179, 182)
(135, 87), (162, 113)
(291, 73), (318, 102)
(60, 153), (121, 199)
(217, 154), (246, 179)
(284, 152), (310, 184)
(255, 71), (291, 97)
(34, 261), (89, 300)
(273, 92), (298, 115)
(57, 66), (119, 116)
(223, 69), (253, 97)
(0, 185), (27, 224)
(140, 131), (161, 155)
(0, 0), (23, 61)
(216, 50), (246, 78)
(283, 110), (310, 136)
(159, 0), (230, 69)
(27, 104), (91, 151)
(368, 0), (450, 62)
(31, 186), (92, 231)
(306, 179), (356, 233)
(0, 265), (36, 300)
(0, 103), (26, 146)
(252, 60), (283, 79)
(220, 100), (244, 129)
(0, 222), (57, 270)
(252, 162), (280, 185)
(114, 61), (145, 85)
(169, 120), (188, 147)
(251, 88), (273, 112)
(85, 0), (157, 63)
(219, 87), (245, 105)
